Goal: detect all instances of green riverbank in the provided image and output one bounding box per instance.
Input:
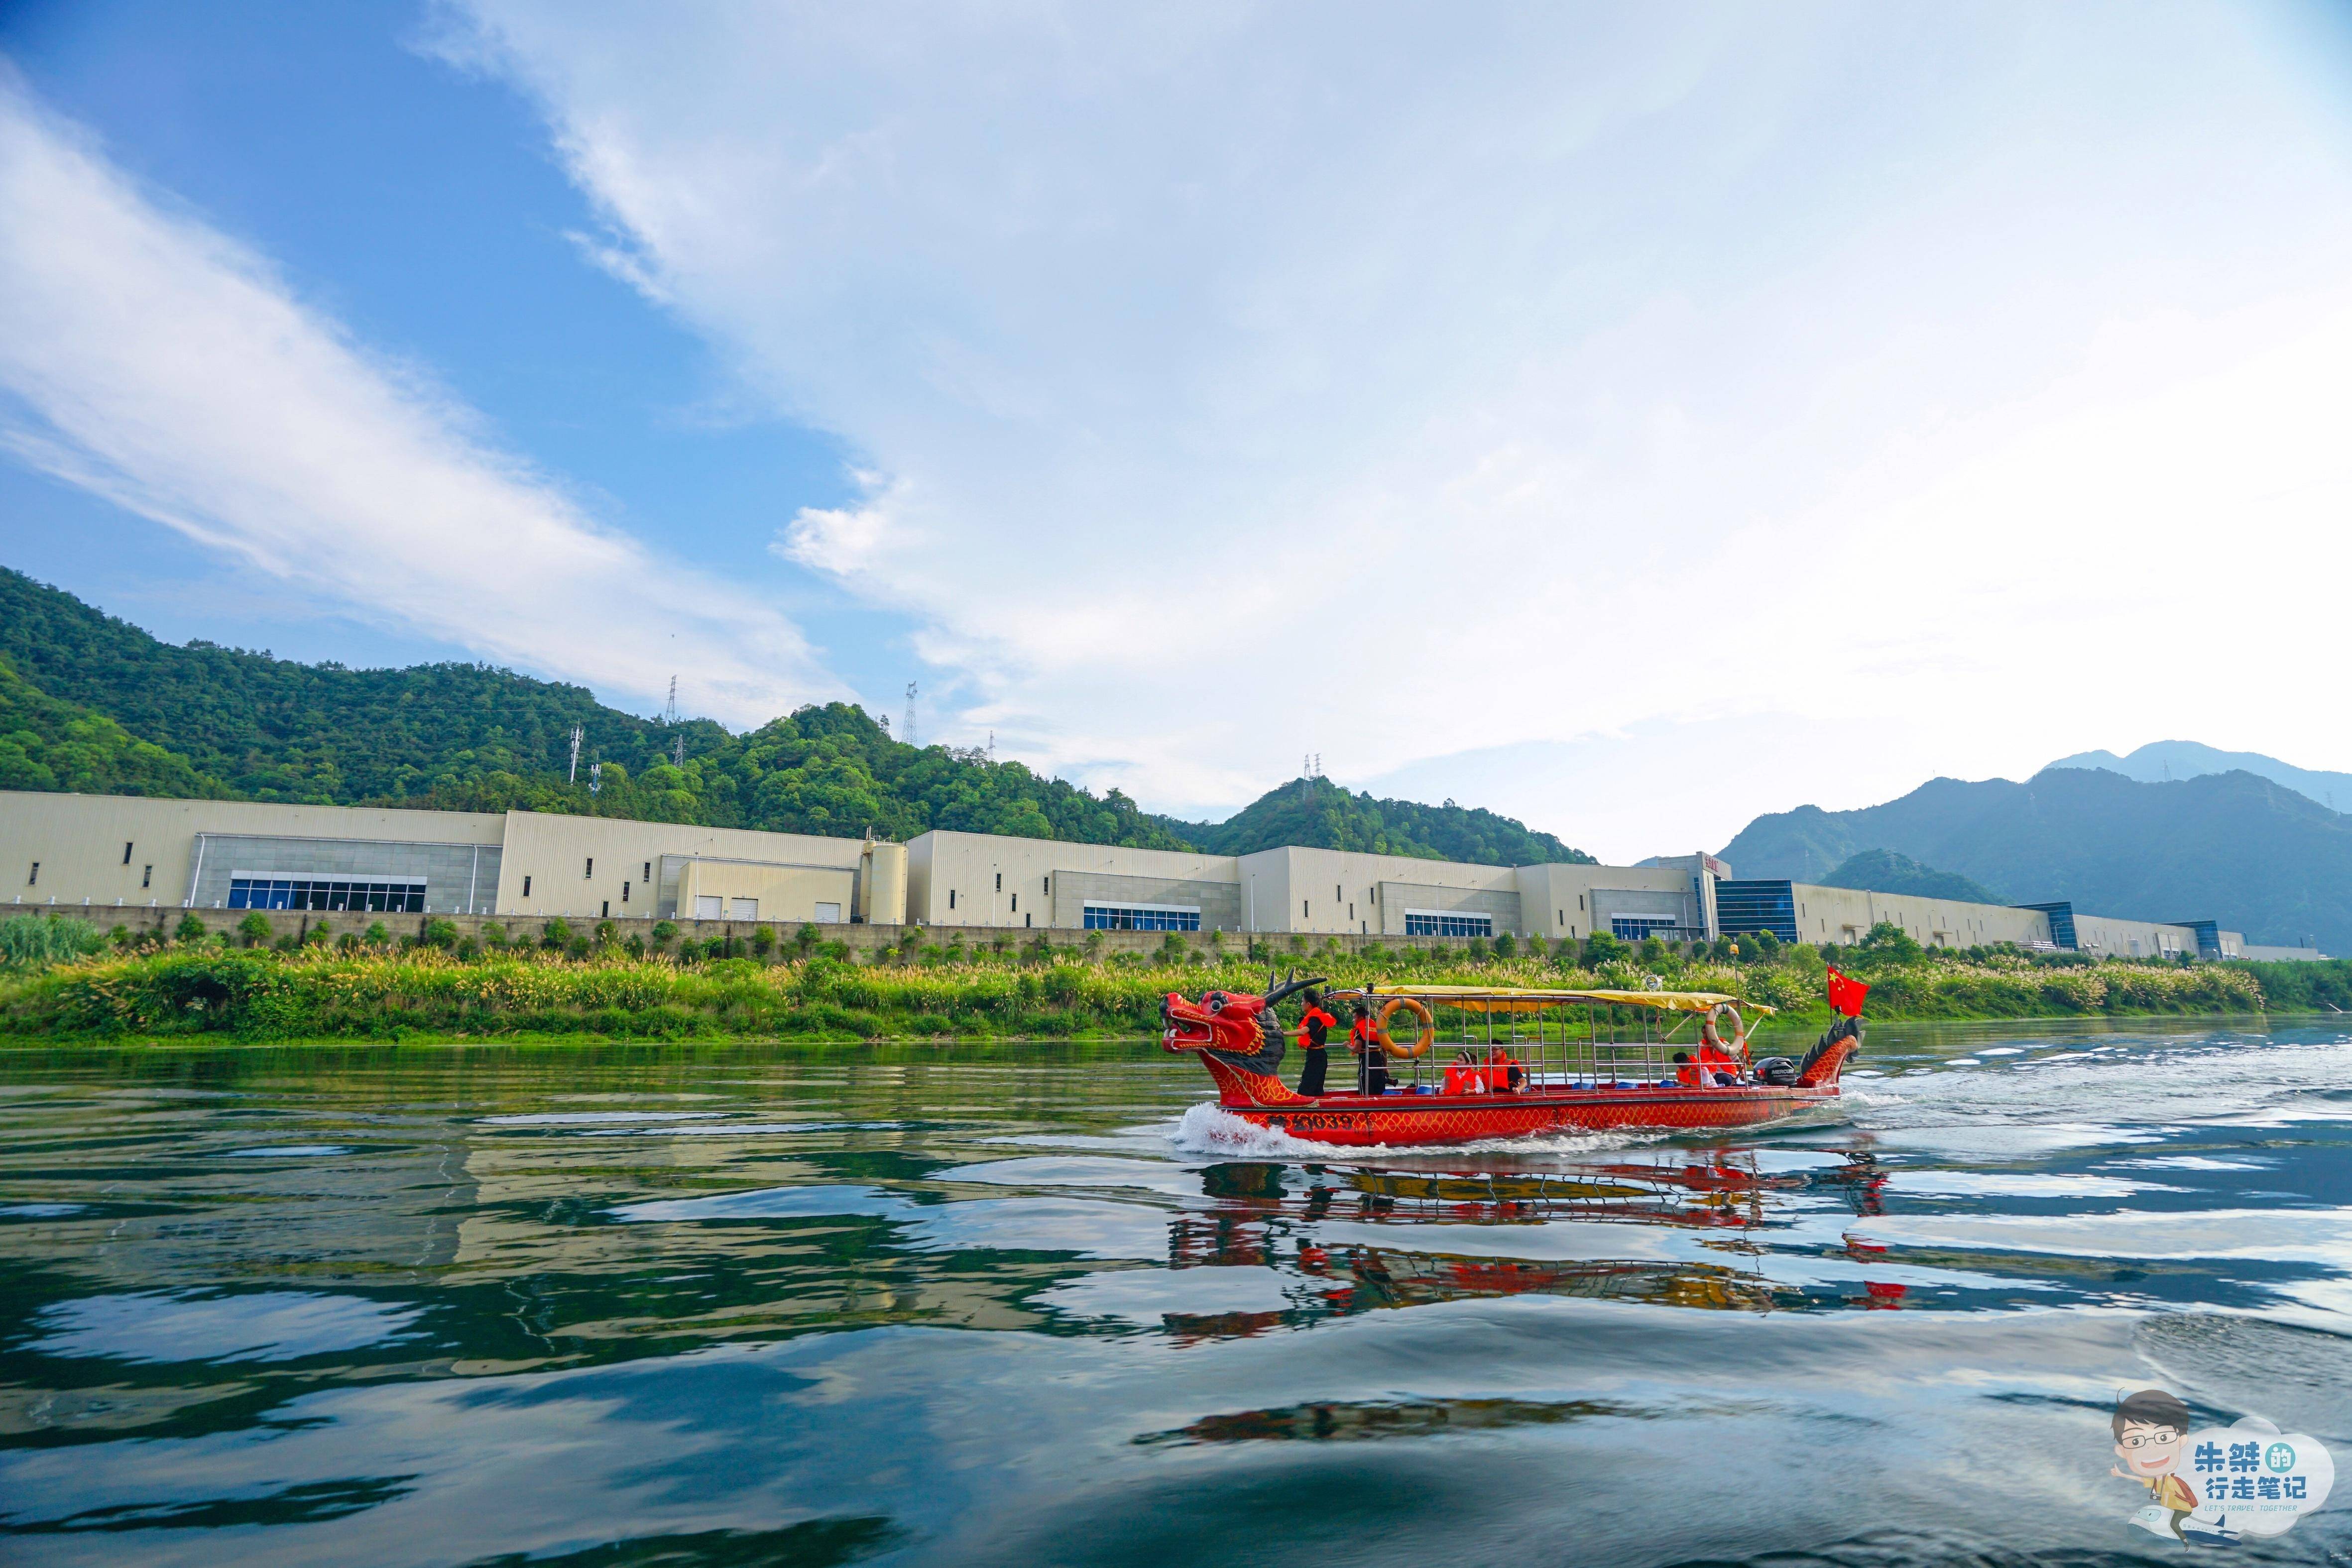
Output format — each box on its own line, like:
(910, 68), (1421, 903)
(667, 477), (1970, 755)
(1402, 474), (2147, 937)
(1, 934), (2329, 1044)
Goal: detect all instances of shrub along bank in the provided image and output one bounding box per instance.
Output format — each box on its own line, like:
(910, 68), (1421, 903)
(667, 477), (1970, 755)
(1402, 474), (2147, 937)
(2229, 957), (2352, 1013)
(0, 918), (2277, 1042)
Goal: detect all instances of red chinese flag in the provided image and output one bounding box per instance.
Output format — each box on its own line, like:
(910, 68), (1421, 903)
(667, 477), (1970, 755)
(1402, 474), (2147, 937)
(1827, 966), (1870, 1018)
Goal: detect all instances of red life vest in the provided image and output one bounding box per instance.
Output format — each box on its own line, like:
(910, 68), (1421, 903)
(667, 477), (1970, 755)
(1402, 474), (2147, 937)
(1444, 1048), (1523, 1095)
(1678, 1045), (1739, 1087)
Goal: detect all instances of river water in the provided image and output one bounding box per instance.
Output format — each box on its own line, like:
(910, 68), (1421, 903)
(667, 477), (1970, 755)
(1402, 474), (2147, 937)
(2, 1022), (2349, 1567)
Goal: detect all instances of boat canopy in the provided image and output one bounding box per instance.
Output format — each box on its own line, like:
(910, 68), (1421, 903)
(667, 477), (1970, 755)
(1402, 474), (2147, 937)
(1353, 984), (1776, 1016)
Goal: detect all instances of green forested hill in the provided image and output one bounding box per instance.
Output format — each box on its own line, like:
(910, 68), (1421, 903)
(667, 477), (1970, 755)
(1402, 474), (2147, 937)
(0, 569), (1186, 847)
(0, 568), (1595, 861)
(418, 701), (1190, 848)
(1820, 848), (1999, 905)
(0, 566), (700, 802)
(0, 654), (228, 799)
(1721, 767), (2352, 952)
(1156, 776), (1594, 866)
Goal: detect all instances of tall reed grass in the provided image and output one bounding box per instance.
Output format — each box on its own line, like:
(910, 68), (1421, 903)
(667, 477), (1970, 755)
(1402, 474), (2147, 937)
(0, 915), (101, 972)
(0, 938), (2271, 1041)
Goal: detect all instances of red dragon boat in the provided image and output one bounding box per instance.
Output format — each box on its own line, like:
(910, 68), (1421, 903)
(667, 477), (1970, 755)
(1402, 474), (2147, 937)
(1161, 971), (1866, 1148)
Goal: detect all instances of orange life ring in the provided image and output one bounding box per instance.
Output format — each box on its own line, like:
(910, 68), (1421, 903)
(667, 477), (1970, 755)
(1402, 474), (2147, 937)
(1699, 1003), (1748, 1059)
(1374, 996), (1436, 1058)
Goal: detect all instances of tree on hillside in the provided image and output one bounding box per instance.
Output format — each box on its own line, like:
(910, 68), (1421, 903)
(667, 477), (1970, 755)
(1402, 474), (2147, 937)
(1159, 775), (1593, 867)
(1821, 848), (2000, 905)
(0, 655), (227, 798)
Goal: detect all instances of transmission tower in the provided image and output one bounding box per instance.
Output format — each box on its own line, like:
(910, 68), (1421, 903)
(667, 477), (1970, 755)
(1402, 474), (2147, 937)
(663, 675), (679, 726)
(672, 734), (686, 769)
(904, 681), (918, 749)
(568, 725), (583, 784)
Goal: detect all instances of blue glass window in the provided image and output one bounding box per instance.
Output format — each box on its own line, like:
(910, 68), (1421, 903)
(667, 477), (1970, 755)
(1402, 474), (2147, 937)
(229, 877), (425, 913)
(1082, 903), (1200, 931)
(1405, 912), (1493, 938)
(1713, 881), (1799, 943)
(1609, 915), (1682, 941)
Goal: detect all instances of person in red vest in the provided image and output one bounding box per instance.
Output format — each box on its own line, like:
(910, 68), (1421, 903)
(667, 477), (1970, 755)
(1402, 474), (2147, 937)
(1349, 1000), (1388, 1095)
(1294, 987), (1337, 1096)
(1673, 1043), (1740, 1087)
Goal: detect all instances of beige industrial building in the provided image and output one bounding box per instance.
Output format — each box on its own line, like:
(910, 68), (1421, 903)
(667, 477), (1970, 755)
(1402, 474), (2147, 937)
(0, 789), (2323, 959)
(1758, 883), (2198, 958)
(905, 832), (1716, 941)
(0, 791), (903, 928)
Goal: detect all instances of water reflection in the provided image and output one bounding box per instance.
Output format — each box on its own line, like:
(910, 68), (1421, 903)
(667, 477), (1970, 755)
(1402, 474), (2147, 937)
(29, 1291), (425, 1364)
(0, 1025), (2348, 1565)
(1140, 1395), (1628, 1447)
(1148, 1155), (1810, 1326)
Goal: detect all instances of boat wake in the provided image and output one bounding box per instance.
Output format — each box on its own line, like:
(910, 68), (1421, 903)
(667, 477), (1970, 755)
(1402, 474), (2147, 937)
(1168, 1101), (1666, 1162)
(1169, 1103), (1325, 1159)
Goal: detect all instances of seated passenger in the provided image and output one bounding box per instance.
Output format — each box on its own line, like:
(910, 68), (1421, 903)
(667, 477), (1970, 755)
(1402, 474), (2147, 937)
(1443, 1048), (1524, 1095)
(1444, 1049), (1489, 1096)
(1676, 1045), (1740, 1087)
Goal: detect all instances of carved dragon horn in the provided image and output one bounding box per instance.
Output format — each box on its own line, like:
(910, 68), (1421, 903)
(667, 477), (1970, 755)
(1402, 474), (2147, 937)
(1262, 970), (1329, 1008)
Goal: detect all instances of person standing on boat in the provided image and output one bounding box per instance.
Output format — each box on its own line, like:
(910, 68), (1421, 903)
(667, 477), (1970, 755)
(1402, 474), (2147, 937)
(1294, 988), (1337, 1096)
(1350, 1001), (1389, 1096)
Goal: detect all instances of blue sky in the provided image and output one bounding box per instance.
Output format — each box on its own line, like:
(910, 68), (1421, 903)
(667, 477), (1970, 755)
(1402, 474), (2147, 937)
(0, 0), (908, 688)
(3, 2), (2351, 859)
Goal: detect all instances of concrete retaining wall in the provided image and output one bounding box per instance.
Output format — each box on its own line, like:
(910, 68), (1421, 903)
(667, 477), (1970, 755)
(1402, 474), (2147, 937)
(29, 903), (1540, 959)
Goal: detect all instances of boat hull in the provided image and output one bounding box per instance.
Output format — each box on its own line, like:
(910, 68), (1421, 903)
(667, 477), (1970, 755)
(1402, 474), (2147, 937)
(1219, 1086), (1838, 1147)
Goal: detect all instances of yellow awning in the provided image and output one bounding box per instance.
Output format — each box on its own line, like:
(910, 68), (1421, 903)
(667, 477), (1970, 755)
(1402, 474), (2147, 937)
(1353, 984), (1775, 1015)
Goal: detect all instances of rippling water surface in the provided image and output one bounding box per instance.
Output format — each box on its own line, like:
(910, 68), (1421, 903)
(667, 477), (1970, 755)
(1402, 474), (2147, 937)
(3, 1022), (2350, 1566)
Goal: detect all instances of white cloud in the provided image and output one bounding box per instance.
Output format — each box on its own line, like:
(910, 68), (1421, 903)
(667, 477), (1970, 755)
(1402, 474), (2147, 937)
(0, 69), (838, 726)
(777, 471), (908, 582)
(439, 7), (2352, 849)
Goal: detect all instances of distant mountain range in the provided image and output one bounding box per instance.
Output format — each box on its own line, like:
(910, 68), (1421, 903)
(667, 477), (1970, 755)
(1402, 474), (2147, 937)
(0, 567), (1587, 867)
(2048, 739), (2352, 815)
(1721, 766), (2348, 952)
